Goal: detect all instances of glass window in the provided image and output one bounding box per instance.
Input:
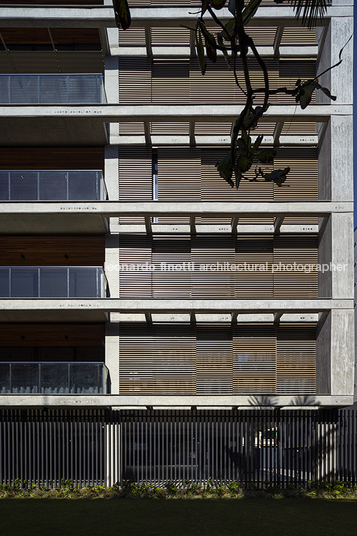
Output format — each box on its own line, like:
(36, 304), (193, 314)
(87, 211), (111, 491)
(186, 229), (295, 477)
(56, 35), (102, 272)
(0, 172), (9, 200)
(68, 171), (98, 200)
(40, 268), (67, 297)
(39, 171), (67, 200)
(40, 363), (69, 394)
(11, 268), (38, 298)
(10, 75), (38, 104)
(0, 269), (9, 297)
(0, 363), (10, 393)
(39, 76), (68, 104)
(69, 268), (99, 297)
(70, 363), (103, 394)
(11, 363), (39, 393)
(10, 171), (38, 200)
(0, 76), (10, 104)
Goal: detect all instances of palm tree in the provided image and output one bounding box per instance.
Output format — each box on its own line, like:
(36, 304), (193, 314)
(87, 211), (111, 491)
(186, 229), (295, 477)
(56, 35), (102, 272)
(288, 0), (328, 28)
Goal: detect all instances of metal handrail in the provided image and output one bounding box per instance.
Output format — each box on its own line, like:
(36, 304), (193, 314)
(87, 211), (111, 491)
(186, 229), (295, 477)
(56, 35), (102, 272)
(0, 170), (107, 201)
(0, 73), (104, 104)
(0, 266), (108, 298)
(0, 362), (109, 394)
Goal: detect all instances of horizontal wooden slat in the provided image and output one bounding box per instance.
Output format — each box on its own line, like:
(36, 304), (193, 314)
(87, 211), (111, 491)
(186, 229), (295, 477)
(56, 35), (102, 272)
(119, 322), (316, 395)
(277, 323), (316, 394)
(119, 146), (152, 223)
(0, 148), (104, 170)
(0, 28), (101, 46)
(119, 234), (318, 299)
(273, 235), (318, 298)
(0, 323), (105, 347)
(0, 235), (105, 266)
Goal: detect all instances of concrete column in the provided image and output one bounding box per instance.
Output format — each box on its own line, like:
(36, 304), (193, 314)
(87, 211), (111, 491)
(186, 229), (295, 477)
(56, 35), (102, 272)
(316, 313), (331, 395)
(330, 309), (354, 396)
(104, 56), (119, 142)
(330, 212), (354, 299)
(317, 16), (353, 203)
(105, 234), (120, 394)
(104, 144), (120, 231)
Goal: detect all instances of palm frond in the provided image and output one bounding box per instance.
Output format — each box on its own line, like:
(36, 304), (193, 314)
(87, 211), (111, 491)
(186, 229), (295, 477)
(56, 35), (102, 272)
(289, 0), (328, 27)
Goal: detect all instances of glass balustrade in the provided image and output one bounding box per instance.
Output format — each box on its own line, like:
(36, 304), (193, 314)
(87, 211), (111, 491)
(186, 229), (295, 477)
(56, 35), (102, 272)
(0, 170), (107, 201)
(0, 267), (107, 298)
(0, 74), (104, 104)
(0, 362), (108, 394)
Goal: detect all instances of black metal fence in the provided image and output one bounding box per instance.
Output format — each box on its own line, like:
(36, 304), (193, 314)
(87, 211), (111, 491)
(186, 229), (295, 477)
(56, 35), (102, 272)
(0, 407), (356, 488)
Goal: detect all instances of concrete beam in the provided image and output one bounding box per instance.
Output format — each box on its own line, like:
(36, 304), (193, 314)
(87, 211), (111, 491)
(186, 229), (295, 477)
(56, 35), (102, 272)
(116, 224), (319, 234)
(0, 104), (350, 122)
(0, 201), (351, 218)
(113, 134), (319, 146)
(0, 104), (348, 146)
(116, 45), (318, 58)
(0, 6), (351, 29)
(0, 394), (353, 408)
(0, 202), (349, 234)
(0, 299), (352, 317)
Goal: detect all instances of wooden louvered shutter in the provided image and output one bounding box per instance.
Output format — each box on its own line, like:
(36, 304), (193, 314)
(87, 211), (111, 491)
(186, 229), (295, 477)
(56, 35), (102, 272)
(152, 236), (191, 298)
(273, 235), (318, 298)
(151, 324), (196, 395)
(119, 235), (152, 298)
(277, 323), (316, 395)
(0, 235), (105, 266)
(281, 27), (316, 45)
(200, 149), (274, 225)
(245, 26), (276, 46)
(235, 236), (274, 298)
(119, 27), (146, 47)
(118, 146), (152, 223)
(118, 57), (151, 135)
(233, 323), (276, 394)
(190, 57), (239, 103)
(119, 323), (153, 394)
(200, 148), (234, 226)
(152, 60), (189, 103)
(151, 27), (190, 47)
(0, 147), (104, 170)
(248, 58), (280, 104)
(151, 0), (192, 5)
(274, 147), (318, 224)
(279, 59), (316, 103)
(191, 236), (235, 299)
(157, 147), (200, 224)
(151, 122), (190, 136)
(196, 324), (232, 395)
(118, 57), (151, 103)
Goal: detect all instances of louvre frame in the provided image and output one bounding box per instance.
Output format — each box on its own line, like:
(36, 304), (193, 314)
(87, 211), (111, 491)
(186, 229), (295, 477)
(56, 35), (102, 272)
(119, 233), (318, 299)
(119, 322), (316, 396)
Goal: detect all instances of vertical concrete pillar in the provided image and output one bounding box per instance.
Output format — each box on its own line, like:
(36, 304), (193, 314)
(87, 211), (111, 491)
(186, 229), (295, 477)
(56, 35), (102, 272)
(316, 11), (354, 401)
(105, 234), (120, 394)
(330, 309), (354, 396)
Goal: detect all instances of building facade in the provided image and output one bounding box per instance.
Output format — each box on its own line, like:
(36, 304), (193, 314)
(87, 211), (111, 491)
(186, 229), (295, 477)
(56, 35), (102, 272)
(0, 0), (354, 485)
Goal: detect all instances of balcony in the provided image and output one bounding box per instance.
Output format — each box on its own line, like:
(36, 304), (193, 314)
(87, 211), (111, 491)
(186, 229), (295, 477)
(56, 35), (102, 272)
(0, 362), (108, 394)
(0, 170), (107, 201)
(0, 74), (105, 104)
(0, 267), (107, 298)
